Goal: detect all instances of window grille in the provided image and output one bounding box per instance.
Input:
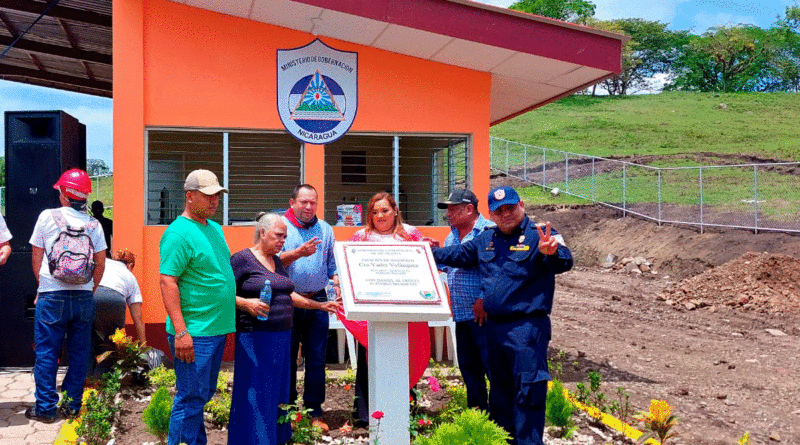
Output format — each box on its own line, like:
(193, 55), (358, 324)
(145, 129), (302, 225)
(324, 134), (469, 227)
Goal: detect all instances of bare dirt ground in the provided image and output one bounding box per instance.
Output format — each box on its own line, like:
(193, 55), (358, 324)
(533, 202), (800, 445)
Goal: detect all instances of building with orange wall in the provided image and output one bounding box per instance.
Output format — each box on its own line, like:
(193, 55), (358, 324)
(112, 0), (627, 354)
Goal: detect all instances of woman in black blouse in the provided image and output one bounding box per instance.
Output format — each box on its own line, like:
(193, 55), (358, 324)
(227, 212), (295, 445)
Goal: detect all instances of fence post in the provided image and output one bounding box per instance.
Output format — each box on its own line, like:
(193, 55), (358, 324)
(542, 147), (546, 191)
(523, 144), (527, 181)
(699, 168), (704, 234)
(657, 169), (662, 226)
(591, 157), (596, 202)
(565, 152), (569, 194)
(622, 164), (627, 217)
(505, 140), (509, 176)
(753, 165), (759, 234)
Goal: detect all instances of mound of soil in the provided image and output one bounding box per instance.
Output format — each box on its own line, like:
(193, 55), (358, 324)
(660, 252), (800, 314)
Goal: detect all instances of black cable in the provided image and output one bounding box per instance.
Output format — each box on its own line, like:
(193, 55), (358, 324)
(0, 0), (61, 61)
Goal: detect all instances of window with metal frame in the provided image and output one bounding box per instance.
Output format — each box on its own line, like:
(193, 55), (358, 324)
(145, 129), (302, 225)
(323, 134), (470, 227)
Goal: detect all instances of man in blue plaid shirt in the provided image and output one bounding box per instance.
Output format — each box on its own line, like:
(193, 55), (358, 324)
(439, 189), (494, 411)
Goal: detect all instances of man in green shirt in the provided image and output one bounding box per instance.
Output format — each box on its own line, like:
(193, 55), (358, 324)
(159, 169), (235, 445)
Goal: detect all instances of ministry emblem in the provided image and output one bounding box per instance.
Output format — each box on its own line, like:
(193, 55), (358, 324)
(277, 39), (358, 144)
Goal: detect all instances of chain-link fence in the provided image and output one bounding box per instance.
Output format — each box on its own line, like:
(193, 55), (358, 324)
(490, 137), (800, 234)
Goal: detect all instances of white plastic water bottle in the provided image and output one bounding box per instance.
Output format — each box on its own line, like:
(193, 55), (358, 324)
(326, 279), (337, 301)
(257, 279), (271, 321)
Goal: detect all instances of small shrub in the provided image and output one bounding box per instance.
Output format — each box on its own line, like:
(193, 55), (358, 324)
(216, 370), (232, 393)
(76, 390), (114, 445)
(279, 401), (323, 444)
(143, 386), (173, 444)
(410, 414), (434, 438)
(545, 380), (576, 439)
(436, 384), (468, 423)
(148, 365), (176, 388)
(635, 399), (679, 445)
(415, 409), (510, 445)
(204, 391), (231, 427)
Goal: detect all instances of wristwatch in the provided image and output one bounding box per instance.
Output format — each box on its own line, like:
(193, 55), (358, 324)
(175, 329), (189, 339)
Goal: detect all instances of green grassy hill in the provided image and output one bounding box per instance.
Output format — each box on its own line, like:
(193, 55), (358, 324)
(491, 92), (800, 161)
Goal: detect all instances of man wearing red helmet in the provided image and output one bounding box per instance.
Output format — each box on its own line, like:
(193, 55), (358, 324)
(27, 168), (107, 423)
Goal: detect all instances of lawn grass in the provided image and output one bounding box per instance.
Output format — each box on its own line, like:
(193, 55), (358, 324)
(491, 92), (800, 161)
(493, 92), (800, 225)
(90, 175), (114, 218)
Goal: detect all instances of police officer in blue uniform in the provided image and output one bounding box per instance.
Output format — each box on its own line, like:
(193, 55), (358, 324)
(432, 185), (573, 445)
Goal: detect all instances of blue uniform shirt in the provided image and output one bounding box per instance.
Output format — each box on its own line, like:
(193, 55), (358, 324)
(443, 215), (494, 322)
(281, 217), (337, 294)
(433, 215), (572, 318)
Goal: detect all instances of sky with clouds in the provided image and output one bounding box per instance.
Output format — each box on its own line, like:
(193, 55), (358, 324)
(0, 0), (795, 168)
(480, 0), (795, 32)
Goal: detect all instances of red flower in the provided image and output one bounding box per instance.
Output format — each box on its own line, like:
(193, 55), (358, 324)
(372, 411), (385, 420)
(294, 412), (303, 423)
(418, 418), (425, 426)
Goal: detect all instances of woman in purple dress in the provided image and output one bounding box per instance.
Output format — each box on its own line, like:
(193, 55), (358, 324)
(227, 212), (294, 445)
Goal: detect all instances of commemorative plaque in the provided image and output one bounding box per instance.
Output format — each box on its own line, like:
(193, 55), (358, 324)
(334, 241), (451, 445)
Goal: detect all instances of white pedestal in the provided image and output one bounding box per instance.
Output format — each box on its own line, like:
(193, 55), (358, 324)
(368, 321), (410, 445)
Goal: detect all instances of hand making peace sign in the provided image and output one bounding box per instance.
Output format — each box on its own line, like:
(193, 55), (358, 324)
(536, 221), (559, 256)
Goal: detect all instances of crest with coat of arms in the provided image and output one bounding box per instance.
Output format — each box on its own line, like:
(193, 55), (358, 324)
(277, 39), (358, 144)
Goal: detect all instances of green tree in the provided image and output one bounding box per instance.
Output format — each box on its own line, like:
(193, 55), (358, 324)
(509, 0), (595, 23)
(87, 158), (111, 176)
(771, 4), (800, 91)
(586, 18), (689, 95)
(666, 25), (779, 92)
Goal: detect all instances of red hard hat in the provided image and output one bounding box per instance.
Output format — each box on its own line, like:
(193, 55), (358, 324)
(53, 168), (92, 200)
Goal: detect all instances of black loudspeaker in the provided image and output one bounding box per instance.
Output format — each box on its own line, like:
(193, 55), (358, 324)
(1, 111), (86, 367)
(0, 251), (37, 366)
(4, 111), (86, 251)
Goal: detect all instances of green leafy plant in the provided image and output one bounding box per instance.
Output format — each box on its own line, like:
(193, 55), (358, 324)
(635, 399), (679, 444)
(738, 431), (750, 445)
(143, 386), (173, 444)
(204, 391), (231, 427)
(148, 364), (177, 388)
(279, 400), (323, 444)
(75, 368), (121, 445)
(57, 391), (77, 419)
(410, 414), (434, 438)
(109, 328), (150, 378)
(436, 383), (469, 423)
(216, 370), (232, 392)
(610, 386), (634, 423)
(414, 409), (510, 445)
(546, 380), (577, 439)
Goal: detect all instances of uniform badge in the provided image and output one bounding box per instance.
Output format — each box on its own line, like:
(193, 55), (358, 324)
(518, 235), (525, 244)
(486, 241), (494, 251)
(494, 189), (505, 200)
(510, 244), (530, 251)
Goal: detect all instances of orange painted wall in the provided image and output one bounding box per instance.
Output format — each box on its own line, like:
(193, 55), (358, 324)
(115, 0), (491, 326)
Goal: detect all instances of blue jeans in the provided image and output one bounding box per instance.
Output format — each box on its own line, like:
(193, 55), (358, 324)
(455, 320), (490, 412)
(289, 301), (329, 417)
(168, 334), (226, 445)
(33, 290), (94, 416)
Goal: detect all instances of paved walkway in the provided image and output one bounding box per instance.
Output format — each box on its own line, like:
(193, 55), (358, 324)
(0, 368), (64, 445)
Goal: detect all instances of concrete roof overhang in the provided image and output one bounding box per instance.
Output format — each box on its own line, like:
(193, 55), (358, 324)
(0, 0), (628, 124)
(171, 0), (629, 125)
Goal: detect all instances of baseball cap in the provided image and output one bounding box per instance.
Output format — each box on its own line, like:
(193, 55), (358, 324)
(437, 189), (478, 209)
(183, 169), (229, 195)
(488, 186), (520, 212)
